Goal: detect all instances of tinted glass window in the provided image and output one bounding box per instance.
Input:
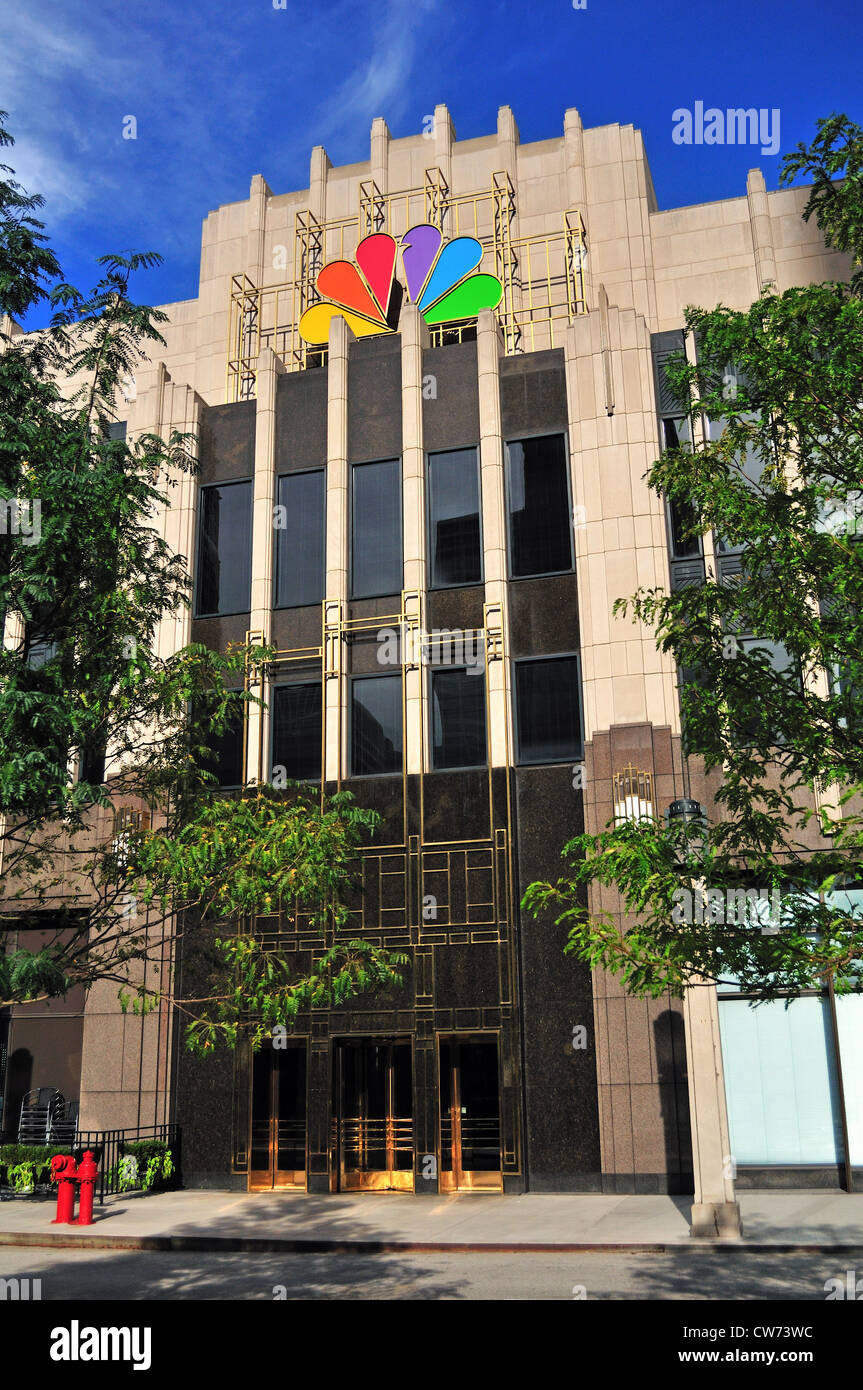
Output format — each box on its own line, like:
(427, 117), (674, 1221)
(24, 600), (60, 669)
(506, 435), (572, 578)
(274, 471), (325, 608)
(428, 448), (482, 587)
(80, 739), (107, 785)
(199, 700), (245, 787)
(351, 459), (402, 599)
(515, 656), (582, 763)
(271, 683), (322, 781)
(432, 668), (487, 769)
(731, 638), (801, 747)
(351, 675), (402, 776)
(196, 481), (252, 616)
(668, 498), (702, 559)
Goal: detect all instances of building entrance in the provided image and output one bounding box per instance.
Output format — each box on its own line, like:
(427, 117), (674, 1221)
(439, 1036), (503, 1191)
(248, 1043), (307, 1190)
(335, 1039), (413, 1191)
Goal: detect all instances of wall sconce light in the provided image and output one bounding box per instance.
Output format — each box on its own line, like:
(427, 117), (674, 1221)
(613, 765), (654, 824)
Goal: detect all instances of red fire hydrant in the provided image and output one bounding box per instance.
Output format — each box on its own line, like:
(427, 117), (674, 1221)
(50, 1154), (78, 1224)
(73, 1150), (99, 1226)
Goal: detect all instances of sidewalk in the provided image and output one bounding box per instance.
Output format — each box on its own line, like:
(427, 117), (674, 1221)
(2, 1189), (863, 1253)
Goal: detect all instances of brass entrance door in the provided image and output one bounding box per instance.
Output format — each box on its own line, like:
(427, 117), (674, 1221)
(336, 1039), (414, 1191)
(248, 1043), (307, 1190)
(439, 1036), (503, 1192)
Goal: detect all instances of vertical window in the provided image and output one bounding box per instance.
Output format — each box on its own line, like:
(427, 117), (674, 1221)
(199, 700), (245, 788)
(274, 471), (325, 609)
(505, 434), (573, 578)
(707, 363), (766, 556)
(729, 637), (801, 747)
(514, 655), (582, 764)
(431, 668), (487, 769)
(271, 683), (322, 781)
(195, 481), (253, 617)
(351, 674), (402, 776)
(659, 417), (705, 591)
(351, 459), (402, 599)
(662, 418), (700, 559)
(427, 448), (482, 587)
(718, 994), (843, 1164)
(79, 739), (107, 786)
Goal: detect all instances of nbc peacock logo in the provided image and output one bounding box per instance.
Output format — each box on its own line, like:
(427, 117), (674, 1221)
(298, 223), (503, 345)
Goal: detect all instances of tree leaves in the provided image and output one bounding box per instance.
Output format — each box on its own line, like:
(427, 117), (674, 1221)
(524, 115), (863, 1001)
(0, 113), (407, 1040)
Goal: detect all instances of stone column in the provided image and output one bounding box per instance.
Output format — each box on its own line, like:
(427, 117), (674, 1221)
(401, 305), (430, 774)
(476, 309), (511, 768)
(747, 168), (777, 294)
(684, 978), (742, 1237)
(247, 346), (285, 785)
(324, 315), (352, 783)
(563, 107), (588, 208)
(245, 173), (272, 288)
(433, 104), (455, 234)
(309, 146), (331, 224)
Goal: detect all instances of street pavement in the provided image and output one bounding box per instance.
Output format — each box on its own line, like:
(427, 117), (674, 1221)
(0, 1242), (857, 1299)
(2, 1188), (863, 1252)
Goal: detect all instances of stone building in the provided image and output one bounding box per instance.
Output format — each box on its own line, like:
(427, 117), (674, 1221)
(2, 105), (858, 1220)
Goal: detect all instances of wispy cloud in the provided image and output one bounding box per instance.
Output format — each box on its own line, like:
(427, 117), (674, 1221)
(306, 0), (444, 150)
(0, 5), (116, 215)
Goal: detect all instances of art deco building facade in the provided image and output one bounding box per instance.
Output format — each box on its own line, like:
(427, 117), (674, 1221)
(2, 105), (859, 1206)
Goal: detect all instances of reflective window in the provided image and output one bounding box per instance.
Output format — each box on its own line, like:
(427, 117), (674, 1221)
(730, 637), (801, 747)
(271, 683), (322, 782)
(660, 419), (702, 561)
(514, 655), (582, 764)
(431, 668), (487, 769)
(351, 459), (402, 599)
(719, 995), (843, 1164)
(274, 471), (325, 608)
(195, 481), (252, 616)
(505, 435), (573, 578)
(79, 739), (107, 785)
(199, 700), (245, 787)
(428, 448), (482, 587)
(351, 675), (402, 776)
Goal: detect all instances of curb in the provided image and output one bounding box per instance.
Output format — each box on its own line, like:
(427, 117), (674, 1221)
(3, 1231), (863, 1255)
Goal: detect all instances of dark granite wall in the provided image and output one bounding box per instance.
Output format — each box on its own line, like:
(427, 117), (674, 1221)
(348, 335), (402, 461)
(513, 764), (601, 1189)
(198, 401), (255, 484)
(422, 342), (480, 451)
(275, 368), (327, 471)
(500, 349), (568, 437)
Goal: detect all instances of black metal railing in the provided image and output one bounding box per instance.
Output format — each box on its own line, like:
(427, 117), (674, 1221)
(73, 1124), (181, 1205)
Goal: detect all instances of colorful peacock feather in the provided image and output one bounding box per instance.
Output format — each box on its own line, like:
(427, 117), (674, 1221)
(298, 224), (503, 345)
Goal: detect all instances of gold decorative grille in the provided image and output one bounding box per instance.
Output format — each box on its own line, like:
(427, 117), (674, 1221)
(226, 171), (588, 400)
(239, 599), (514, 949)
(612, 765), (654, 824)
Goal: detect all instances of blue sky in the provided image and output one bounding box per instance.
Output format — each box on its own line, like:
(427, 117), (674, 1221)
(4, 0), (862, 326)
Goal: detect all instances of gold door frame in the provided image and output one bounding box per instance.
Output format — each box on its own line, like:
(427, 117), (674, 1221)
(336, 1039), (414, 1192)
(438, 1033), (504, 1193)
(248, 1044), (308, 1192)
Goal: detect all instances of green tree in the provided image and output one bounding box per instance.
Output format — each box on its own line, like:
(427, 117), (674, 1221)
(0, 113), (406, 1045)
(523, 115), (863, 1000)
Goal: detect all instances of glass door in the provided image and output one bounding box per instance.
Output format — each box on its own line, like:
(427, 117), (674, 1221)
(439, 1035), (503, 1191)
(337, 1039), (413, 1191)
(248, 1043), (307, 1190)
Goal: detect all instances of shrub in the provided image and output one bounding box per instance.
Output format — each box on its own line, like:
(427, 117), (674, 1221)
(0, 1143), (72, 1187)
